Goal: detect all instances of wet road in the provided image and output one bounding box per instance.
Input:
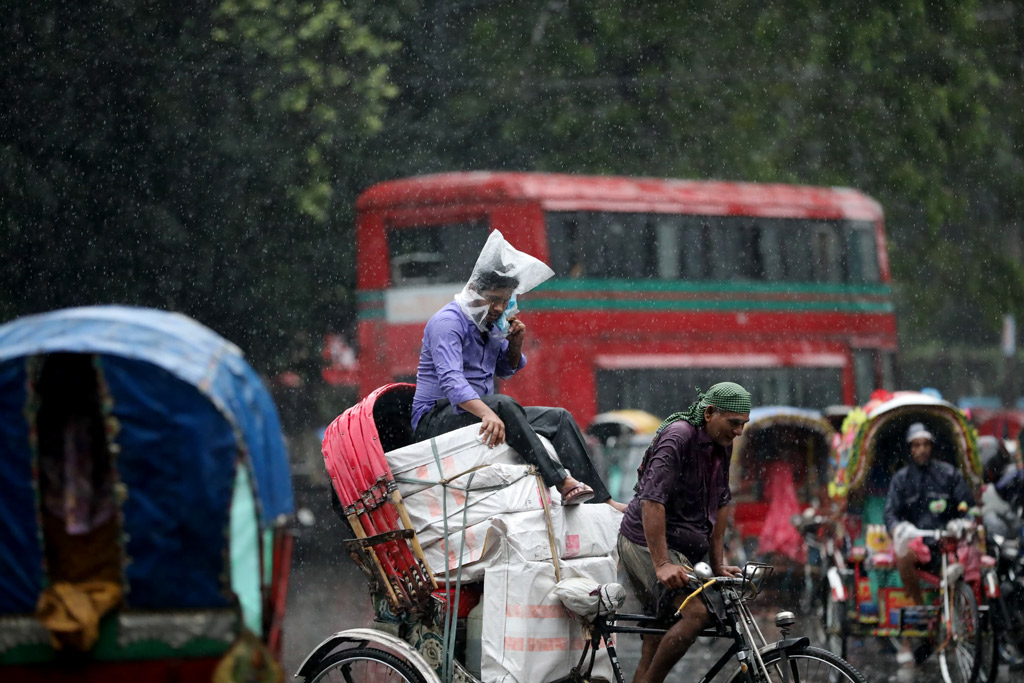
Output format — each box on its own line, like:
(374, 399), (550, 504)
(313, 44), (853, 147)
(282, 490), (1015, 682)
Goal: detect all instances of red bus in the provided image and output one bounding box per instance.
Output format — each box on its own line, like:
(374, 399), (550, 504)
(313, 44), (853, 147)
(354, 172), (897, 426)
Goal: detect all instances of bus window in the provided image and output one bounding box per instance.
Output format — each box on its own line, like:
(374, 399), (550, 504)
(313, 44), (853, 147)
(880, 350), (897, 390)
(548, 212), (658, 279)
(388, 221), (488, 285)
(547, 213), (583, 277)
(596, 366), (843, 418)
(780, 220), (815, 281)
(760, 223), (784, 281)
(853, 349), (876, 404)
(653, 214), (681, 279)
(844, 223), (881, 284)
(707, 219), (744, 280)
(811, 223), (842, 283)
(547, 212), (879, 285)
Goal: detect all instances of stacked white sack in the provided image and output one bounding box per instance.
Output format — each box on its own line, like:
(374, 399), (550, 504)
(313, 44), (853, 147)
(561, 504), (623, 559)
(385, 423), (565, 548)
(386, 424), (543, 498)
(481, 544), (618, 683)
(423, 509), (566, 582)
(400, 462), (553, 546)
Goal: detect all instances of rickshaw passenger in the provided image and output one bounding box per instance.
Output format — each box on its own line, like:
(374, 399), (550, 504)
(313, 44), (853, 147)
(34, 354), (123, 651)
(412, 250), (622, 511)
(884, 422), (974, 664)
(616, 383), (750, 683)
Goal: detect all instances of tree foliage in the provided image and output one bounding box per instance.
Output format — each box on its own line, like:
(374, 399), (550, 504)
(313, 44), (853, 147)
(1, 0), (396, 371)
(1, 0), (1022, 380)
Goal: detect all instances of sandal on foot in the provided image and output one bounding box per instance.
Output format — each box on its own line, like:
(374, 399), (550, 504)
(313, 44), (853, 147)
(561, 483), (595, 505)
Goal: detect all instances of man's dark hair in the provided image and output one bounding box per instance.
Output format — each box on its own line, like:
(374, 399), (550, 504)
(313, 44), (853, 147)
(473, 271), (519, 292)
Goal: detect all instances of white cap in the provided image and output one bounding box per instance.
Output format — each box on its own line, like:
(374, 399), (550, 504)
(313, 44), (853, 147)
(906, 422), (935, 443)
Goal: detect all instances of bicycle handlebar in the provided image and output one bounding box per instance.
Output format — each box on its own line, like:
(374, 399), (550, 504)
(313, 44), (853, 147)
(687, 575), (748, 589)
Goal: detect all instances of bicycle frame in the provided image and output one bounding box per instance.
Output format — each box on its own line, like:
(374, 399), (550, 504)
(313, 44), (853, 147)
(563, 570), (810, 683)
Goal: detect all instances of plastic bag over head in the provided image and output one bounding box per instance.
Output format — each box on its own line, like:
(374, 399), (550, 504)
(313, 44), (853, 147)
(455, 229), (555, 333)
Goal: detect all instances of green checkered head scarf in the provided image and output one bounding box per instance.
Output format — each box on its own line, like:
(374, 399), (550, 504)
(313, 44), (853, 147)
(657, 382), (752, 433)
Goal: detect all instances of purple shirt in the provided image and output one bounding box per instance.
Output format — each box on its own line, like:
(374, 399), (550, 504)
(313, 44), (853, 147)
(411, 301), (526, 430)
(619, 421), (732, 562)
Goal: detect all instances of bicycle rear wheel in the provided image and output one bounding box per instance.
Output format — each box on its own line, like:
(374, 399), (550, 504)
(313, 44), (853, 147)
(937, 579), (982, 683)
(307, 647), (428, 683)
(725, 644), (867, 683)
(976, 603), (999, 683)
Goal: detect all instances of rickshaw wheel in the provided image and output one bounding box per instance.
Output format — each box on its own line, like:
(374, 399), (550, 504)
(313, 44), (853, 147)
(307, 647), (427, 683)
(937, 580), (983, 683)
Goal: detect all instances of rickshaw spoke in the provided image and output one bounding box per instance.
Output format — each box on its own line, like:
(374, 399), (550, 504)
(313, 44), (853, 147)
(307, 648), (423, 683)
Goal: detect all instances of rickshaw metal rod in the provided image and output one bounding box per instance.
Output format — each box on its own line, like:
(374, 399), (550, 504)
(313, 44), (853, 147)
(388, 484), (438, 589)
(347, 528), (417, 545)
(352, 497), (415, 588)
(348, 509), (427, 608)
(352, 483), (422, 591)
(359, 480), (423, 584)
(345, 512), (406, 609)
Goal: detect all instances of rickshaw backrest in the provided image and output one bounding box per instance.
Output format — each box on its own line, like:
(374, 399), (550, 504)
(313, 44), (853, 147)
(321, 383), (436, 614)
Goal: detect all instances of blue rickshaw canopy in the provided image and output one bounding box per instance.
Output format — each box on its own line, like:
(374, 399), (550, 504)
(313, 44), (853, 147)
(0, 306), (293, 614)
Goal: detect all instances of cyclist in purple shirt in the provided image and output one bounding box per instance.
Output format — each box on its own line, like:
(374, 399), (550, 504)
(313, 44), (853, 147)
(413, 270), (621, 510)
(617, 382), (751, 683)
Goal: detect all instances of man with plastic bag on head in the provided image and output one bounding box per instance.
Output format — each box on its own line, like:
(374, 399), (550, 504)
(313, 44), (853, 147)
(412, 229), (624, 511)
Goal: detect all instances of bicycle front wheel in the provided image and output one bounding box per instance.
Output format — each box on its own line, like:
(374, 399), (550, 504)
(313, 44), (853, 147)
(938, 579), (982, 683)
(307, 647), (428, 683)
(725, 644), (867, 683)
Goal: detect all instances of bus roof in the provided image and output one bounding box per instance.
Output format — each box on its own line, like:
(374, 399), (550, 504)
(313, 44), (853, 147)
(357, 171), (884, 221)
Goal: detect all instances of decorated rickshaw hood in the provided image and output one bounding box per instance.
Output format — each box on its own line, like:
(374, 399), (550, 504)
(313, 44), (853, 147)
(732, 406), (836, 456)
(828, 390), (980, 502)
(0, 306), (293, 614)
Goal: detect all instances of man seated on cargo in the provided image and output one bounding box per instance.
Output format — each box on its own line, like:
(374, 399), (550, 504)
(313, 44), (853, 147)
(412, 231), (622, 511)
(617, 382), (750, 683)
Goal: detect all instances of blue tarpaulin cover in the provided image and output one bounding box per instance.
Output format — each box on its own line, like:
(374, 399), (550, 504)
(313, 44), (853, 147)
(0, 306), (293, 613)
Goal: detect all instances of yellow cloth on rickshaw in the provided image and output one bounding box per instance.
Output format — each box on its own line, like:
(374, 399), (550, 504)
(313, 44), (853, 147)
(213, 627), (284, 683)
(35, 580), (122, 651)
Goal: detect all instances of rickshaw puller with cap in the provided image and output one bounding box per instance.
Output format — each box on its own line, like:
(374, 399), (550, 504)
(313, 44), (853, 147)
(884, 421), (975, 665)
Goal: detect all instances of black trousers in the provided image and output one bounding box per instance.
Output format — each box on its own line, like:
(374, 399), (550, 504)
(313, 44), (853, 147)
(414, 393), (611, 503)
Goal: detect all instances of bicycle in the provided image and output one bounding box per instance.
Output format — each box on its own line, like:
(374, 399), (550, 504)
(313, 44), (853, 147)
(560, 561), (866, 683)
